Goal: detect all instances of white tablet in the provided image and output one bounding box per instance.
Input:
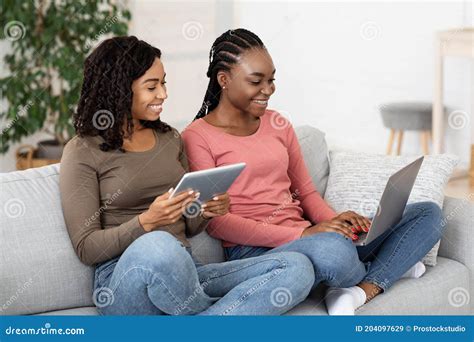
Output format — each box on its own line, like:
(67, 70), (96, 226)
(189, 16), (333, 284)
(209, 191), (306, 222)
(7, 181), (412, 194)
(170, 163), (246, 202)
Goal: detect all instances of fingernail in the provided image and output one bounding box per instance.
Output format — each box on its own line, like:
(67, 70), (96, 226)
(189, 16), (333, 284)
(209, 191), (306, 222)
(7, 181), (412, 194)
(351, 227), (357, 233)
(195, 192), (200, 198)
(352, 234), (359, 240)
(168, 187), (174, 193)
(188, 190), (194, 195)
(213, 196), (218, 201)
(201, 204), (207, 208)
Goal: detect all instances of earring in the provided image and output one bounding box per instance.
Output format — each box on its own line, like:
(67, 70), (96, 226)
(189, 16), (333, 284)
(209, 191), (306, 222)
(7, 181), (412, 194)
(222, 86), (226, 89)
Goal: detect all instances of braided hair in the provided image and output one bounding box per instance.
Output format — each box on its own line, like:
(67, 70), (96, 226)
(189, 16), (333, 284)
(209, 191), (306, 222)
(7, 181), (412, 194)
(74, 36), (171, 152)
(194, 29), (265, 120)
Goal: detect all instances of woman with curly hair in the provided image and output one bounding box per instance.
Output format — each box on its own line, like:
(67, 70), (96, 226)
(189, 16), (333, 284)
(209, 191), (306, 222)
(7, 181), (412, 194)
(59, 36), (315, 315)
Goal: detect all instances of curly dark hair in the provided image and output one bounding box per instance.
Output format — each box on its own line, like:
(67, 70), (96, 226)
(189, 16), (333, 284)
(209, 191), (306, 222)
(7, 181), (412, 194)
(74, 36), (171, 152)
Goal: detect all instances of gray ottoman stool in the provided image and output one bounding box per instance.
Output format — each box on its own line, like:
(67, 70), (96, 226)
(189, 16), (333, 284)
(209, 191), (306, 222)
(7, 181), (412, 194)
(380, 102), (433, 155)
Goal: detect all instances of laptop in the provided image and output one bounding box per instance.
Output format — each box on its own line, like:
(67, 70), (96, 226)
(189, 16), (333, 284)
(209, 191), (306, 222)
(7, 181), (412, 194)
(354, 156), (424, 246)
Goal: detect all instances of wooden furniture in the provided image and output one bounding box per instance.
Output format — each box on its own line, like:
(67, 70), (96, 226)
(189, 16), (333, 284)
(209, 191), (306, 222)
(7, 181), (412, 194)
(432, 28), (474, 182)
(386, 130), (432, 156)
(380, 102), (433, 156)
(16, 145), (60, 171)
(471, 145), (474, 185)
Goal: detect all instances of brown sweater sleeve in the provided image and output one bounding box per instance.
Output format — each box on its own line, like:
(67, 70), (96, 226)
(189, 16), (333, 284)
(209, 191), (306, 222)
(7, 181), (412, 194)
(59, 137), (146, 266)
(175, 130), (210, 238)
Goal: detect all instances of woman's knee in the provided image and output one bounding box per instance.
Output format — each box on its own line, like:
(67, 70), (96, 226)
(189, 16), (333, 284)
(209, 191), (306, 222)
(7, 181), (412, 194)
(122, 231), (190, 271)
(306, 232), (359, 265)
(282, 252), (315, 280)
(406, 201), (442, 220)
(277, 252), (315, 298)
(304, 233), (364, 284)
(408, 200), (440, 211)
(406, 201), (444, 237)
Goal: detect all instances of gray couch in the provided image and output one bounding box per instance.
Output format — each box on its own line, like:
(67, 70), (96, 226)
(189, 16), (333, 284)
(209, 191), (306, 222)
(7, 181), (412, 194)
(1, 126), (472, 315)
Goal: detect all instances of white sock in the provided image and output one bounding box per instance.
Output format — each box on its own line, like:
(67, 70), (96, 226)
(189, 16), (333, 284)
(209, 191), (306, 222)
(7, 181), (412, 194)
(401, 261), (426, 279)
(325, 262), (425, 316)
(325, 286), (367, 316)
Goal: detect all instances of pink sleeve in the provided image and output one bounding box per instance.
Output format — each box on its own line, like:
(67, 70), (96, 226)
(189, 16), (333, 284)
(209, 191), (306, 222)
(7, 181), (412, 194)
(182, 127), (305, 247)
(285, 124), (337, 223)
(207, 213), (304, 247)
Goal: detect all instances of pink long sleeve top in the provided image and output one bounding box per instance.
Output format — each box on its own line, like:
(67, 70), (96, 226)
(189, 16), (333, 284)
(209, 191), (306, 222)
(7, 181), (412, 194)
(181, 110), (337, 248)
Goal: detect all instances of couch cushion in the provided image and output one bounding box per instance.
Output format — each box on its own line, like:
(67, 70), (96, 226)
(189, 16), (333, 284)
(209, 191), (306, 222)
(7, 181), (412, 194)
(35, 257), (469, 316)
(189, 230), (225, 264)
(324, 151), (459, 266)
(0, 164), (94, 315)
(285, 257), (470, 315)
(36, 306), (99, 316)
(294, 126), (330, 196)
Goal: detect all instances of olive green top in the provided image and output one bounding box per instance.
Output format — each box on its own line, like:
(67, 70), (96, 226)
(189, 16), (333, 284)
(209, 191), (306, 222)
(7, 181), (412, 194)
(59, 128), (209, 266)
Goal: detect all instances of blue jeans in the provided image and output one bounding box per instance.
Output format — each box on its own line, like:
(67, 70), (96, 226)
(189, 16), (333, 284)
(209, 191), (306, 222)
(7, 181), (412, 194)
(225, 202), (444, 292)
(93, 231), (315, 315)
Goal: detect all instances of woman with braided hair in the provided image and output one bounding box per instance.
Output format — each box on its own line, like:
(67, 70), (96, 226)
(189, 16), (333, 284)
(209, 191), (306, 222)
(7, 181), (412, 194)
(60, 35), (315, 315)
(182, 28), (443, 315)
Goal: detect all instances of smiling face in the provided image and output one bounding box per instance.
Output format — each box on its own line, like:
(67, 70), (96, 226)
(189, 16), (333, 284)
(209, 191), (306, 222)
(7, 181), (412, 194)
(217, 48), (276, 118)
(130, 57), (168, 123)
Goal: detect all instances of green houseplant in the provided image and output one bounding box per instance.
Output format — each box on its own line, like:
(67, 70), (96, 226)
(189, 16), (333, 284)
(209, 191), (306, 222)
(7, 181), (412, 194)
(0, 0), (131, 159)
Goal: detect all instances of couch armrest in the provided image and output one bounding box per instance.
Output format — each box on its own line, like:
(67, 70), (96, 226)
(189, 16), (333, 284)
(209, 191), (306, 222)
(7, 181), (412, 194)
(438, 196), (473, 312)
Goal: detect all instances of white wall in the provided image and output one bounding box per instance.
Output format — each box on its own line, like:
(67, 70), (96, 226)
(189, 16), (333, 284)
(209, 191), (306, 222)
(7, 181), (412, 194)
(1, 1), (472, 172)
(128, 0), (235, 129)
(235, 0), (473, 169)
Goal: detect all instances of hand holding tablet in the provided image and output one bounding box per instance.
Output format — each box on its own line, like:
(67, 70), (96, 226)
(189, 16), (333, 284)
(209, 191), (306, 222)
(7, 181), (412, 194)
(138, 190), (199, 232)
(139, 163), (245, 228)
